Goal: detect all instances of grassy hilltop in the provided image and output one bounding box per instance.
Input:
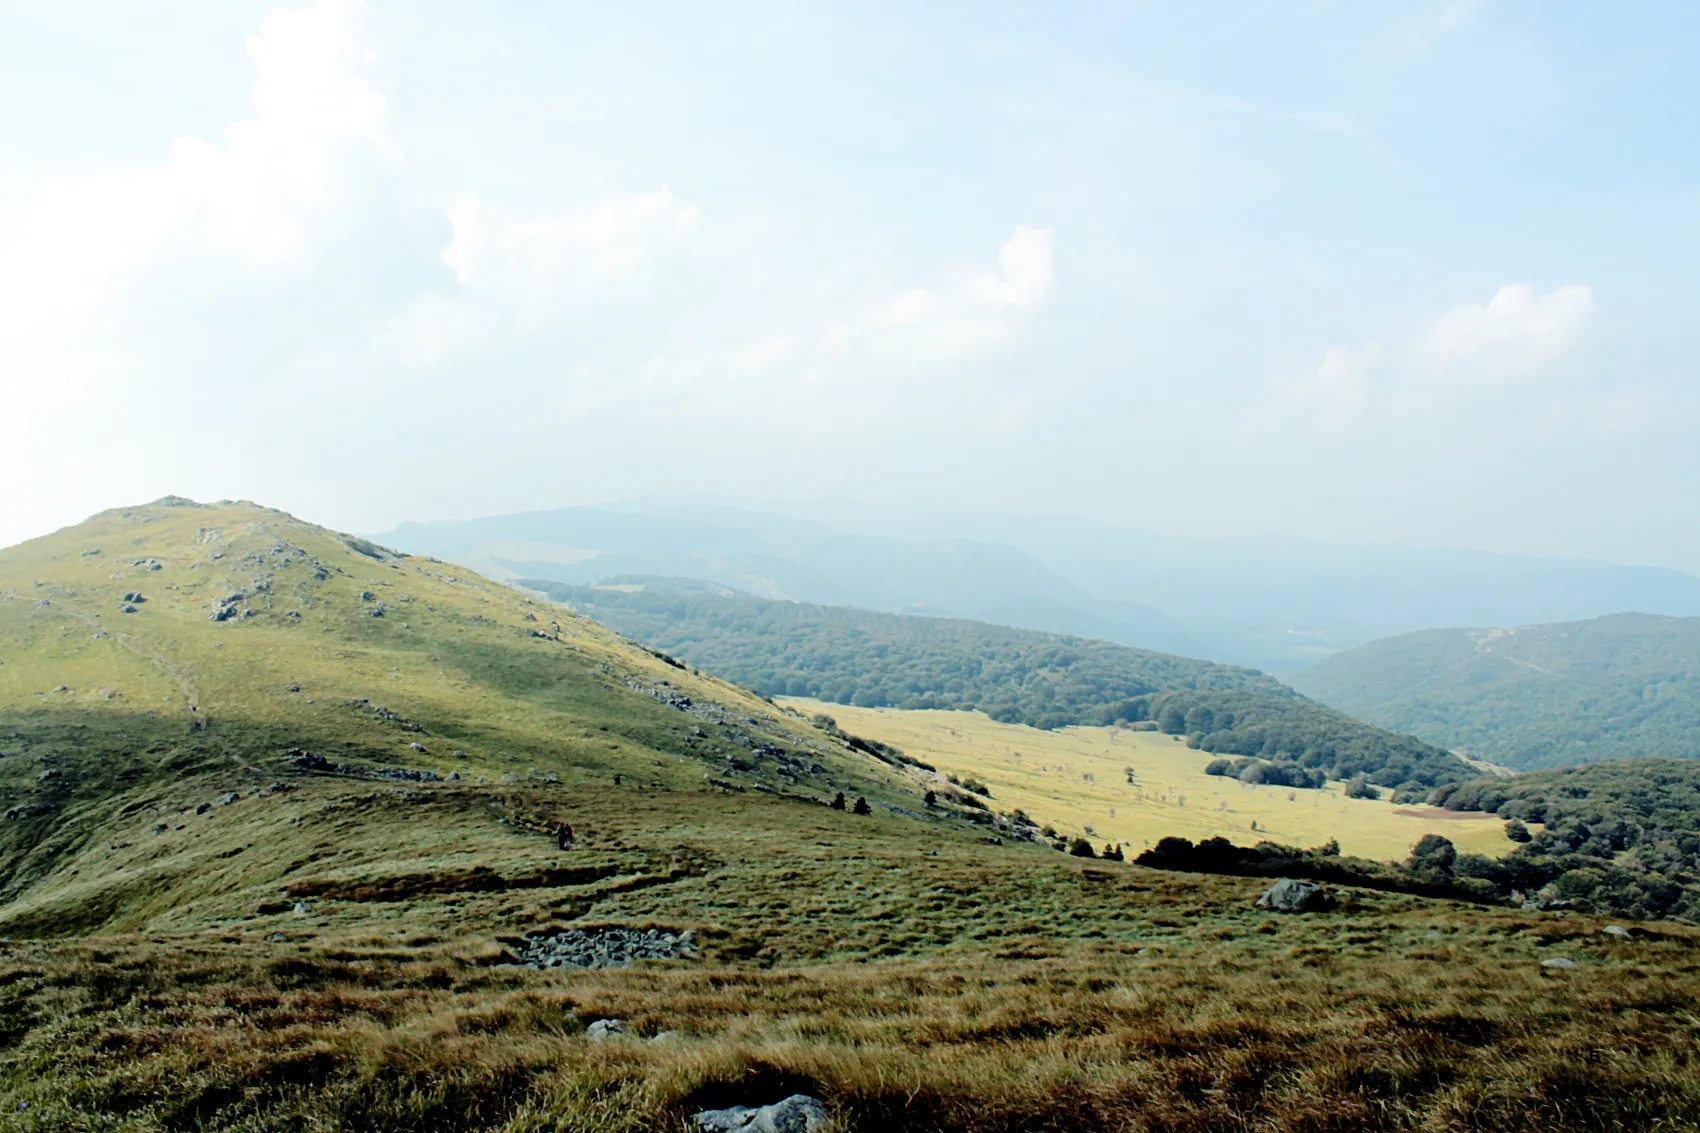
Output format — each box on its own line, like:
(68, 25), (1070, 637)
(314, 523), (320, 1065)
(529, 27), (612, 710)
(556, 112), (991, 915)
(0, 498), (935, 938)
(0, 501), (1697, 1131)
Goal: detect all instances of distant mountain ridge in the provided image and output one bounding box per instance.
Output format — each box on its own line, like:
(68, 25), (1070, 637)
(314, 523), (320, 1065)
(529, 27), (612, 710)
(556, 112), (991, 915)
(1292, 612), (1700, 770)
(379, 500), (1700, 675)
(522, 576), (1476, 793)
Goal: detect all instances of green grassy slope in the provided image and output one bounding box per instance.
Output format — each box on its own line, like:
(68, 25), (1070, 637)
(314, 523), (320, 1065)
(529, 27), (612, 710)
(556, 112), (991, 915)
(0, 499), (942, 936)
(1293, 613), (1700, 770)
(520, 576), (1474, 792)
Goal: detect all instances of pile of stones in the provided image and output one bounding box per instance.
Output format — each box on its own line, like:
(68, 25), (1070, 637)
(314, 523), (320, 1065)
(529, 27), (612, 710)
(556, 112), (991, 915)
(511, 926), (698, 970)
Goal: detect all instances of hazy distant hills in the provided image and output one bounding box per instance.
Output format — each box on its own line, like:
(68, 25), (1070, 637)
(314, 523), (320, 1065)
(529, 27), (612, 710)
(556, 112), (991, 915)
(1292, 613), (1700, 770)
(522, 576), (1474, 792)
(379, 501), (1700, 674)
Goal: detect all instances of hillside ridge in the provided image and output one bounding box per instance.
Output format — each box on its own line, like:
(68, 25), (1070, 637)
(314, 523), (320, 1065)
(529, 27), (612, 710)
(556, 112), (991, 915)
(1293, 611), (1700, 769)
(521, 575), (1476, 794)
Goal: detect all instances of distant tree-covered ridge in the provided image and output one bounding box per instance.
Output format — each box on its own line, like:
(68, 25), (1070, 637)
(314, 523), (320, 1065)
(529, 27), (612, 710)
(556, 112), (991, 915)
(524, 576), (1474, 791)
(1428, 757), (1700, 921)
(1293, 612), (1700, 770)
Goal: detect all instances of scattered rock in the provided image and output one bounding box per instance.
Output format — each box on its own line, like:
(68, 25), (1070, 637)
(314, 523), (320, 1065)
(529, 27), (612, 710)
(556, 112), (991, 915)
(122, 592), (146, 603)
(286, 684), (300, 693)
(511, 926), (698, 970)
(1255, 878), (1334, 913)
(648, 1030), (679, 1044)
(81, 549), (100, 556)
(195, 802), (212, 815)
(288, 748), (332, 772)
(1602, 925), (1631, 938)
(586, 1018), (627, 1043)
(360, 591), (377, 602)
(293, 902), (310, 915)
(1541, 957), (1580, 971)
(691, 1095), (829, 1133)
(409, 741), (427, 753)
(220, 792), (240, 805)
(153, 823), (168, 835)
(209, 592), (246, 622)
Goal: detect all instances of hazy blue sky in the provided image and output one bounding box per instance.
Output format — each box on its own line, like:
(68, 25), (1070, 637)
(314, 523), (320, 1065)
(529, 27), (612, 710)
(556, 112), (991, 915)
(3, 2), (1696, 568)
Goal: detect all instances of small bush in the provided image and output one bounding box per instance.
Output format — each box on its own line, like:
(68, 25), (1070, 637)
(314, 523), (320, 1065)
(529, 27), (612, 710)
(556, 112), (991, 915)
(1345, 774), (1380, 800)
(1068, 837), (1096, 858)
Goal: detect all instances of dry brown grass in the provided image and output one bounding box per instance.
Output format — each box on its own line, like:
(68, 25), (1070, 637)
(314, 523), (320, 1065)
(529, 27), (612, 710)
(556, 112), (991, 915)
(4, 898), (1698, 1132)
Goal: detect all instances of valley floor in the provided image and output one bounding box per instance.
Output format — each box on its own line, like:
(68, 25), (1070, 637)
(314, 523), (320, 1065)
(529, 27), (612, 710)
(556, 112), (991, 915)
(784, 700), (1517, 861)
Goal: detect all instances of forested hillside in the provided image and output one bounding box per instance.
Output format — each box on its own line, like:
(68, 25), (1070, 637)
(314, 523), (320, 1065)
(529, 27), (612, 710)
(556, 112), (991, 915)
(527, 577), (1474, 791)
(1432, 758), (1700, 921)
(1294, 613), (1700, 770)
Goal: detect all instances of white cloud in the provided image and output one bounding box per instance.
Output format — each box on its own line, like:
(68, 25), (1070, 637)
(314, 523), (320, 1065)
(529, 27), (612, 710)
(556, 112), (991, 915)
(616, 224), (1054, 430)
(1421, 283), (1595, 377)
(967, 225), (1054, 311)
(1261, 344), (1376, 433)
(387, 187), (700, 362)
(0, 0), (389, 406)
(840, 225), (1055, 368)
(441, 189), (699, 299)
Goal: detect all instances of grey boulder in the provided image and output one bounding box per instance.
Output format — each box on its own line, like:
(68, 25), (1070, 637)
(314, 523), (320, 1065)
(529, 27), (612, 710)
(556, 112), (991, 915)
(586, 1018), (627, 1043)
(1255, 878), (1333, 913)
(1541, 957), (1580, 970)
(691, 1095), (828, 1133)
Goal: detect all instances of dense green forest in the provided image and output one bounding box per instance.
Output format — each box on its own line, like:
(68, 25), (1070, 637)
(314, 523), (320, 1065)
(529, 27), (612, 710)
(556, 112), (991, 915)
(1294, 612), (1700, 770)
(527, 577), (1474, 790)
(1430, 758), (1700, 920)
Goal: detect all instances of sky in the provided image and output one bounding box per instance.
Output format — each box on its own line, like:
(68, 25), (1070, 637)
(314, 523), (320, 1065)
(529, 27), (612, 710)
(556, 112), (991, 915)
(1, 1), (1697, 569)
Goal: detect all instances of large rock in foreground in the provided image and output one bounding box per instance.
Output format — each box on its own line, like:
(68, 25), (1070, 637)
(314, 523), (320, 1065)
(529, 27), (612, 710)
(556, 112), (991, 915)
(692, 1094), (829, 1133)
(1256, 878), (1334, 913)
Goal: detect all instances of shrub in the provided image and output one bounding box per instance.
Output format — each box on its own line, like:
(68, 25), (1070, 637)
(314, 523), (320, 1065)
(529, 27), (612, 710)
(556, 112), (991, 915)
(1345, 774), (1380, 800)
(1068, 837), (1096, 858)
(1409, 834), (1457, 876)
(1504, 819), (1531, 843)
(830, 792), (846, 811)
(852, 796), (871, 816)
